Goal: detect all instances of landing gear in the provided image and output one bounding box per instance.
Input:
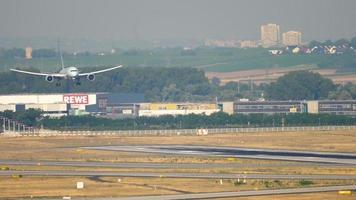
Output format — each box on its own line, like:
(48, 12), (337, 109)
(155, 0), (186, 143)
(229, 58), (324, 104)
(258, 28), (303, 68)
(74, 77), (81, 86)
(55, 81), (61, 87)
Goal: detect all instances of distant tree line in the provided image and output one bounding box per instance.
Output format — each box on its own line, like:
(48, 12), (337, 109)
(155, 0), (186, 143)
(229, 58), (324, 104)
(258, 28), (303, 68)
(2, 110), (354, 130)
(0, 48), (57, 59)
(0, 66), (265, 101)
(0, 109), (41, 127)
(265, 71), (335, 100)
(265, 71), (356, 100)
(0, 67), (355, 101)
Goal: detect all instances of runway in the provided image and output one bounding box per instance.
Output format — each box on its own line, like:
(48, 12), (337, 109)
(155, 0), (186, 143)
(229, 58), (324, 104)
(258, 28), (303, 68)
(83, 145), (356, 165)
(2, 170), (356, 180)
(0, 159), (341, 169)
(26, 185), (356, 200)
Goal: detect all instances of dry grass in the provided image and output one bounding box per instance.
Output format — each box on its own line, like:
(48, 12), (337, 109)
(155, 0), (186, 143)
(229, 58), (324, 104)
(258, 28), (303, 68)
(1, 130), (356, 199)
(5, 163), (356, 176)
(2, 129), (356, 152)
(1, 130), (356, 164)
(0, 176), (355, 199)
(220, 192), (356, 200)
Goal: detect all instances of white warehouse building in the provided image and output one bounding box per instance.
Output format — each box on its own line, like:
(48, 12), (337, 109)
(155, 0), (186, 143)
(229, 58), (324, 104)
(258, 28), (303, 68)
(0, 93), (146, 117)
(0, 93), (98, 116)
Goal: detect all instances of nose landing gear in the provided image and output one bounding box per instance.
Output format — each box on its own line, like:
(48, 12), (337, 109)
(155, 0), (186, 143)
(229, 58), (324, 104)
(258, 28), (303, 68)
(55, 78), (62, 87)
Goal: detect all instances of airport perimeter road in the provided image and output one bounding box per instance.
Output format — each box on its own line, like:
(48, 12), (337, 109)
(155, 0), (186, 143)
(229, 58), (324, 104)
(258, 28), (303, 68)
(2, 170), (356, 180)
(73, 185), (356, 200)
(0, 160), (338, 169)
(83, 145), (356, 165)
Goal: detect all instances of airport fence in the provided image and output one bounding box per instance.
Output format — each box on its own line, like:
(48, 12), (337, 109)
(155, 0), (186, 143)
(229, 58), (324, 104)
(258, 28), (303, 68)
(8, 125), (356, 137)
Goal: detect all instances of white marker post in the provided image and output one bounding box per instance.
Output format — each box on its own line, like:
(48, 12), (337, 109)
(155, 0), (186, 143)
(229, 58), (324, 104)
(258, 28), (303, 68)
(76, 182), (84, 189)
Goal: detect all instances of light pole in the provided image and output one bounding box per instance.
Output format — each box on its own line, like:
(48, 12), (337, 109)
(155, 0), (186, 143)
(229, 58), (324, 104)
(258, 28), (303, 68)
(318, 117), (321, 126)
(2, 117), (5, 132)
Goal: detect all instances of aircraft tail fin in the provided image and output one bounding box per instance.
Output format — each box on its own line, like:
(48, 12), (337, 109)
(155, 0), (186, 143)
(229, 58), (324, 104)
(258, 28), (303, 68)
(57, 39), (65, 69)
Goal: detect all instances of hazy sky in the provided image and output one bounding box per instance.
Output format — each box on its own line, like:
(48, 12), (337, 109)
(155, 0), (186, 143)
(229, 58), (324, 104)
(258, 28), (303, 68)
(1, 0), (356, 41)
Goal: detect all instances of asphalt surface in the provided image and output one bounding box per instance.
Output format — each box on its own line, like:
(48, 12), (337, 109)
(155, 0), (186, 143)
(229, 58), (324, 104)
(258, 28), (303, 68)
(0, 159), (342, 169)
(2, 170), (356, 180)
(45, 185), (356, 200)
(83, 145), (356, 165)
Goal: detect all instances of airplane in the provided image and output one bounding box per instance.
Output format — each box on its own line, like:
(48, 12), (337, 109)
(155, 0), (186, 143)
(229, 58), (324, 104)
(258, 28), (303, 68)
(10, 46), (122, 86)
(10, 65), (122, 86)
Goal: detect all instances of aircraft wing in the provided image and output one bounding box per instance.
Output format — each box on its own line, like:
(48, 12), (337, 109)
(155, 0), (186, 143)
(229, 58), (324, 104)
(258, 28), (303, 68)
(10, 69), (66, 77)
(78, 65), (122, 76)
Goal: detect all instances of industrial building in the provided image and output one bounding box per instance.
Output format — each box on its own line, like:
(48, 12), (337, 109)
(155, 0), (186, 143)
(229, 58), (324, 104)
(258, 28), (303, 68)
(233, 100), (356, 116)
(85, 93), (144, 118)
(139, 103), (220, 117)
(308, 100), (356, 116)
(0, 93), (355, 118)
(0, 93), (221, 118)
(234, 100), (306, 114)
(0, 93), (144, 117)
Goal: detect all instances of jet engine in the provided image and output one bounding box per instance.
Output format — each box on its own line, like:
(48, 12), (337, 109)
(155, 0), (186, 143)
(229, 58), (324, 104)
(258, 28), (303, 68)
(46, 75), (54, 82)
(87, 74), (95, 81)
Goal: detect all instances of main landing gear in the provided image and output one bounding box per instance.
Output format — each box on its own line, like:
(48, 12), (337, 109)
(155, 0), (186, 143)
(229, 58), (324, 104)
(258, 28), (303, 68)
(74, 77), (81, 86)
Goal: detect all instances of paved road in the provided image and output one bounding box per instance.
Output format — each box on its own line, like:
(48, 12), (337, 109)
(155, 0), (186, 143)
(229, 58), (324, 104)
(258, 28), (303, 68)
(58, 185), (356, 200)
(2, 170), (356, 180)
(0, 160), (341, 169)
(83, 145), (356, 165)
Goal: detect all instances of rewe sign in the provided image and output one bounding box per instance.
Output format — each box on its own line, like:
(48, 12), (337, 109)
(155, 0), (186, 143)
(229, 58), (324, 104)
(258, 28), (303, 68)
(63, 94), (89, 104)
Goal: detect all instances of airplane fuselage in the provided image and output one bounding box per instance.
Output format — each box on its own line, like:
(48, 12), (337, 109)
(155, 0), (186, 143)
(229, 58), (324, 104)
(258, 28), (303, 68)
(59, 66), (79, 79)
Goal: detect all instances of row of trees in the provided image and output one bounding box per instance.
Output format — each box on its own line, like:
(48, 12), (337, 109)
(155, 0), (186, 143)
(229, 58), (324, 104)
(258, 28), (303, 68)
(0, 66), (265, 101)
(2, 110), (353, 130)
(0, 109), (41, 127)
(265, 71), (336, 100)
(265, 71), (356, 100)
(0, 67), (355, 101)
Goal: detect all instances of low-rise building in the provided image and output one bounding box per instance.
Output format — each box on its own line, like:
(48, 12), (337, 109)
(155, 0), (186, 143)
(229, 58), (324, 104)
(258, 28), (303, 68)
(0, 93), (144, 117)
(139, 103), (220, 117)
(85, 93), (144, 118)
(232, 100), (356, 116)
(234, 100), (306, 114)
(308, 100), (356, 116)
(240, 40), (258, 48)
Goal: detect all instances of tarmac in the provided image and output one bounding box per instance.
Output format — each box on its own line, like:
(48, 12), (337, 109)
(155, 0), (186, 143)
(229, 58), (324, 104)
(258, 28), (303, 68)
(83, 145), (356, 165)
(2, 170), (356, 180)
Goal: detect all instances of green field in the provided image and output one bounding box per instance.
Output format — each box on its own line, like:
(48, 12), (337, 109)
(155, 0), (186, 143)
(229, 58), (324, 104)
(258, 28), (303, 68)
(0, 48), (354, 73)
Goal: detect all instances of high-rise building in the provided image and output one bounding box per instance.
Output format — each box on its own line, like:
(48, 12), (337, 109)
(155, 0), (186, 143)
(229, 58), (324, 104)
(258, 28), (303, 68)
(282, 31), (302, 46)
(261, 23), (280, 47)
(25, 47), (32, 59)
